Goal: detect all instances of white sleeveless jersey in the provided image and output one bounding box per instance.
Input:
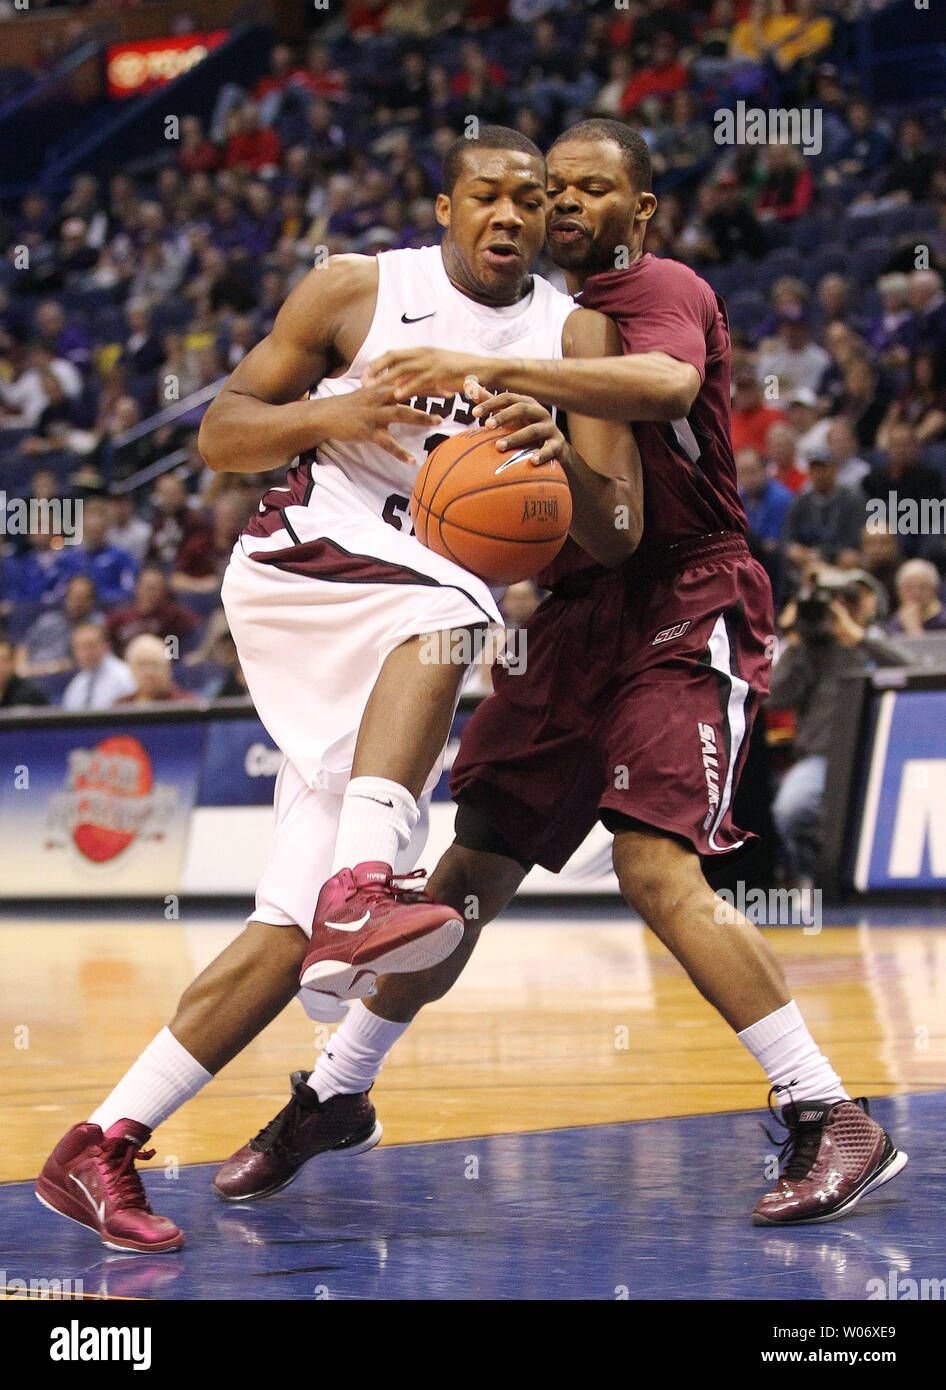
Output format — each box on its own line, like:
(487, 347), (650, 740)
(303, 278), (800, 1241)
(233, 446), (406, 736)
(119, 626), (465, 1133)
(248, 244), (577, 544)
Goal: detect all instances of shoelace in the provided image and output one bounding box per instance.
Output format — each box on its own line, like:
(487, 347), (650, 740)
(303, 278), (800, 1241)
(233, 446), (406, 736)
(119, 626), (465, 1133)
(760, 1082), (824, 1181)
(352, 868), (433, 910)
(252, 1083), (315, 1153)
(761, 1087), (869, 1181)
(99, 1137), (156, 1211)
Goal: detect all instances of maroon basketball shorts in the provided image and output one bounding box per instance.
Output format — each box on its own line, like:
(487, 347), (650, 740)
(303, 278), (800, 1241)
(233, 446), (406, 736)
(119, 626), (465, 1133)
(451, 532), (774, 872)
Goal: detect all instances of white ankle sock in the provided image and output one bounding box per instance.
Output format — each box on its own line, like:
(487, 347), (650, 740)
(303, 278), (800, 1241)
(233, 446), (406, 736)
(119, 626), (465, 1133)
(307, 1001), (410, 1101)
(88, 1027), (213, 1133)
(738, 1000), (849, 1104)
(331, 777), (419, 875)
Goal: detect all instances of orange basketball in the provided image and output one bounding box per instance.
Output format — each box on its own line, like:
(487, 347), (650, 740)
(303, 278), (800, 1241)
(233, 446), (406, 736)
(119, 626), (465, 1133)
(411, 427), (572, 585)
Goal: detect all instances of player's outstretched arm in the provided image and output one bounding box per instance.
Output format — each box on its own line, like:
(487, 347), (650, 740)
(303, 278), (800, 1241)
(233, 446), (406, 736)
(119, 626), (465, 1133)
(198, 256), (442, 473)
(366, 341), (700, 424)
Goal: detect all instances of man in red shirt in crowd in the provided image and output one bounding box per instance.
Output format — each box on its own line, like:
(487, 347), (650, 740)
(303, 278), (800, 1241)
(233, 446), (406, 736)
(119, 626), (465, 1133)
(106, 566), (199, 655)
(731, 362), (788, 454)
(621, 34), (688, 114)
(224, 102), (282, 174)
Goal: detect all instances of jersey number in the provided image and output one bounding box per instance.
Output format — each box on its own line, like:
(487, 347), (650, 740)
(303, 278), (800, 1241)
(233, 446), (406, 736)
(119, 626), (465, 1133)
(382, 492), (413, 534)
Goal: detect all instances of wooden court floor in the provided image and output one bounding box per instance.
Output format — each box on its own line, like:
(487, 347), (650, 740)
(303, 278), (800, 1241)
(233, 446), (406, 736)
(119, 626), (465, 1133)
(2, 908), (945, 1184)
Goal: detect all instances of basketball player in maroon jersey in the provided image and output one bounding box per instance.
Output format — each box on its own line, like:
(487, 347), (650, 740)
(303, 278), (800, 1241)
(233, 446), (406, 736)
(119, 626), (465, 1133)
(217, 120), (905, 1226)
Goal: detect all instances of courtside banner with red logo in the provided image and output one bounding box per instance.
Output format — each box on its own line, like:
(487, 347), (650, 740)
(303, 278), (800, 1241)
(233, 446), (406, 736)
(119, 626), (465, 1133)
(106, 33), (228, 99)
(0, 707), (620, 899)
(0, 722), (202, 896)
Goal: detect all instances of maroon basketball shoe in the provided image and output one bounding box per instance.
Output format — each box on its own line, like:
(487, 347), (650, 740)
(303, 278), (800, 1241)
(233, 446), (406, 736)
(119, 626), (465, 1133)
(213, 1071), (380, 1200)
(35, 1121), (183, 1253)
(752, 1092), (908, 1226)
(300, 861), (464, 1001)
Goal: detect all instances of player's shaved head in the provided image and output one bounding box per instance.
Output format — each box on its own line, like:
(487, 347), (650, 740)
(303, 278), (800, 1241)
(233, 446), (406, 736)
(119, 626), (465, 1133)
(441, 125), (544, 196)
(550, 119), (652, 193)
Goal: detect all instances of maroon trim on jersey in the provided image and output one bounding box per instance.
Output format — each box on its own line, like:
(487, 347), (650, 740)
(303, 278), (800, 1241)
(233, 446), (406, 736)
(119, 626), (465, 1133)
(245, 535), (496, 622)
(243, 460), (314, 539)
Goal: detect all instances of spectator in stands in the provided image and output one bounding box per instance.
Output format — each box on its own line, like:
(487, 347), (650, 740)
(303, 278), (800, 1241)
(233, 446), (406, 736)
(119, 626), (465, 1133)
(34, 300), (91, 376)
(825, 418), (870, 491)
(106, 566), (199, 656)
(517, 16), (598, 125)
(765, 421), (808, 493)
(867, 272), (915, 366)
(621, 33), (687, 114)
(863, 422), (944, 514)
(115, 633), (195, 705)
(756, 305), (829, 397)
(755, 144), (814, 223)
(17, 573), (99, 677)
(826, 99), (891, 184)
(886, 558), (946, 636)
(860, 526), (903, 612)
(814, 274), (856, 335)
(877, 349), (946, 449)
(443, 47), (503, 126)
(0, 636), (47, 710)
(291, 40), (348, 104)
(148, 472), (211, 570)
(106, 490), (152, 566)
(737, 446), (792, 590)
(784, 456), (866, 572)
(731, 0), (833, 78)
(882, 116), (937, 204)
(71, 495), (137, 605)
(908, 270), (946, 358)
(61, 622), (135, 711)
(0, 525), (84, 606)
(705, 170), (766, 262)
(0, 343), (83, 429)
(120, 300), (164, 376)
(225, 103), (282, 176)
(769, 572), (906, 883)
(730, 363), (787, 453)
(177, 116), (221, 176)
(172, 493), (248, 594)
(787, 387), (831, 465)
(837, 355), (889, 450)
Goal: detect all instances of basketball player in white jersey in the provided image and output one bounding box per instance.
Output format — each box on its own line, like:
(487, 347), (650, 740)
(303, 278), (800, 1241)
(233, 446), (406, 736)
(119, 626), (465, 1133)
(34, 127), (643, 1251)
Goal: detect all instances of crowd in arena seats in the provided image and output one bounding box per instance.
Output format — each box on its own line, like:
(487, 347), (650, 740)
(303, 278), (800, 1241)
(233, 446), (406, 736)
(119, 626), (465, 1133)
(1, 0), (945, 877)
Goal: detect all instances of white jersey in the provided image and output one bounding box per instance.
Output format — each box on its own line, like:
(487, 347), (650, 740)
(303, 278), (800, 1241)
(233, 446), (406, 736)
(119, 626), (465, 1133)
(244, 244), (577, 549)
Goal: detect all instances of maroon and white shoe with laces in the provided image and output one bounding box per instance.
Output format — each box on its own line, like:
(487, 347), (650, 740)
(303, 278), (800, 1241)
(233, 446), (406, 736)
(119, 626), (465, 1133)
(35, 1121), (183, 1253)
(300, 861), (464, 1002)
(752, 1091), (908, 1226)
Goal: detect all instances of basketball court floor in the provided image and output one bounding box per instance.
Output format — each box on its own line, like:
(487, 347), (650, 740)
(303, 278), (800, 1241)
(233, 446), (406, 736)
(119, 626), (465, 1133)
(2, 904), (943, 1300)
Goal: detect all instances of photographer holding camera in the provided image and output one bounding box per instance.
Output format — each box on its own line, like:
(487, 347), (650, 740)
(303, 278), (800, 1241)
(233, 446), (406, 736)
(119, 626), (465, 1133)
(769, 569), (908, 882)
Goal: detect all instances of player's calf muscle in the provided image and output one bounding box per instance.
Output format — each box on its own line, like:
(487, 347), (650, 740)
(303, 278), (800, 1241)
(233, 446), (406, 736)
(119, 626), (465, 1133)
(170, 921), (306, 1073)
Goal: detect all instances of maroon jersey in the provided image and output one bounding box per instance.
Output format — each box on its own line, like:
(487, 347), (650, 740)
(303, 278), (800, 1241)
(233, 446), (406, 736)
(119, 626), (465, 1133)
(540, 253), (746, 585)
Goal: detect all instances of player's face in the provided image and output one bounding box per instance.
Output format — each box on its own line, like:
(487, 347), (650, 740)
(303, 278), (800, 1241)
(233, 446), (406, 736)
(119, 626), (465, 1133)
(438, 151), (547, 305)
(546, 139), (647, 278)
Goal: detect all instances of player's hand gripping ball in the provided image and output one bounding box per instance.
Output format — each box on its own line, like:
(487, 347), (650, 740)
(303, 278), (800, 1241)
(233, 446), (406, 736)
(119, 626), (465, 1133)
(411, 427), (572, 585)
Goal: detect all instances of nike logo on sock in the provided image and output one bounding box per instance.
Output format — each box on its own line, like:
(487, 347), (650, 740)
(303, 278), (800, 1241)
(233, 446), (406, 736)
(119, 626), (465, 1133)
(352, 795), (395, 808)
(325, 910), (370, 932)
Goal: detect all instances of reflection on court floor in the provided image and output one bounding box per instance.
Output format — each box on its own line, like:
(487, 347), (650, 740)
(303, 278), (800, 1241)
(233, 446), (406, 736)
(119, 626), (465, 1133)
(1, 907), (944, 1299)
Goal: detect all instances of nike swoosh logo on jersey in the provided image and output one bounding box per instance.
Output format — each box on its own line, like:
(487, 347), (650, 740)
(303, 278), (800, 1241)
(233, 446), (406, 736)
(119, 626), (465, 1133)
(70, 1173), (105, 1223)
(401, 311), (436, 323)
(325, 910), (371, 932)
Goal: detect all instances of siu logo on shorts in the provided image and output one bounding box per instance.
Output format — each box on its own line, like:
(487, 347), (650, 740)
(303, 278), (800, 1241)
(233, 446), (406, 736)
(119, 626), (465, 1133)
(652, 620), (691, 645)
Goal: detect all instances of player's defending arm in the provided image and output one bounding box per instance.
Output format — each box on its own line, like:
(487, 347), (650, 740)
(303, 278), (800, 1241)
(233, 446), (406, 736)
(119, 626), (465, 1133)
(366, 342), (700, 424)
(468, 311), (643, 566)
(198, 256), (442, 473)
